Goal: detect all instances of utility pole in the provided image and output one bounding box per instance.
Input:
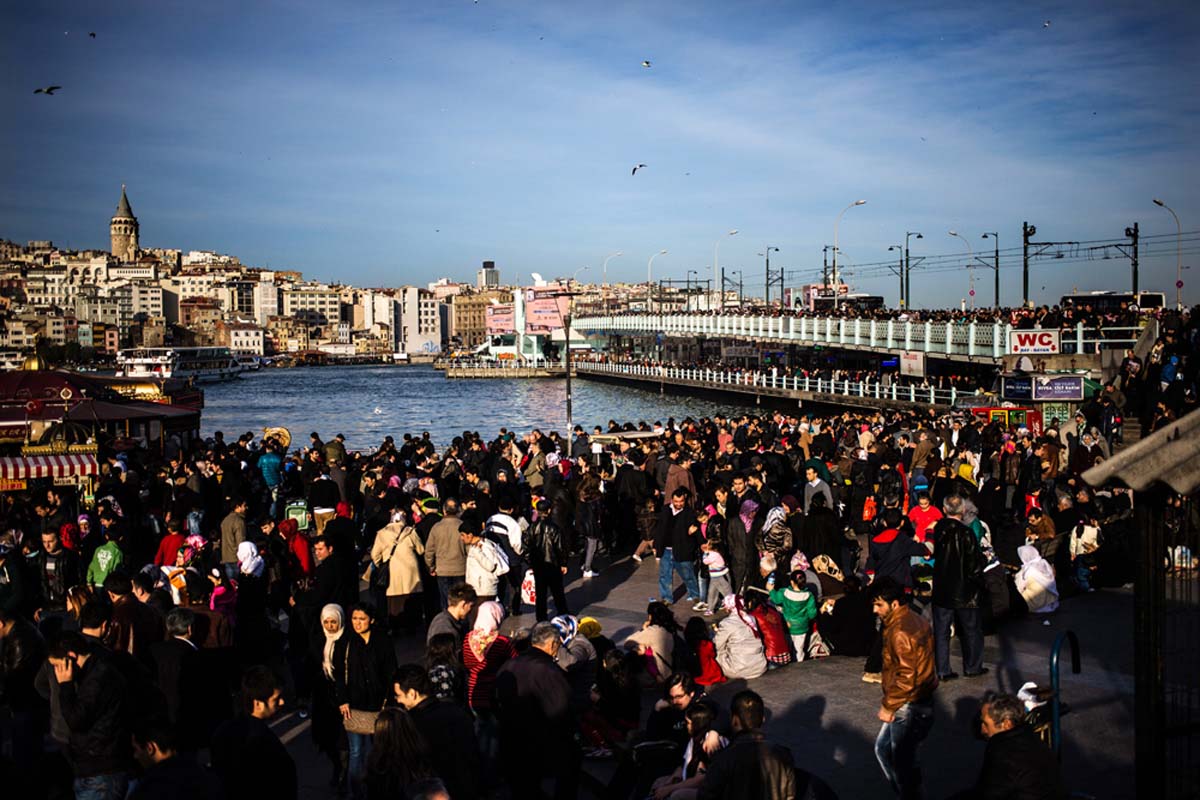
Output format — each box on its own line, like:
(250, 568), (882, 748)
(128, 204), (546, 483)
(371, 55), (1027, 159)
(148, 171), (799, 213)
(822, 246), (830, 288)
(1022, 222), (1035, 308)
(982, 232), (1000, 309)
(1126, 222), (1139, 296)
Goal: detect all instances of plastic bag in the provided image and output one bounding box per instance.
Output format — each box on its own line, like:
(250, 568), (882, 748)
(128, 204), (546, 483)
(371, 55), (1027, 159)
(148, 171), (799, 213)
(521, 568), (536, 605)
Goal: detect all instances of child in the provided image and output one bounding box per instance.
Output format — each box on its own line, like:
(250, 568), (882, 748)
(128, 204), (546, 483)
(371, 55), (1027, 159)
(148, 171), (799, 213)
(633, 497), (659, 563)
(769, 569), (819, 661)
(684, 617), (726, 687)
(425, 632), (465, 704)
(700, 539), (732, 615)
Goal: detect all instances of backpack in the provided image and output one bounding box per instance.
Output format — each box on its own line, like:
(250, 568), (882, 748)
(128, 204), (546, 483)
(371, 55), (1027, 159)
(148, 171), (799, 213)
(488, 540), (511, 576)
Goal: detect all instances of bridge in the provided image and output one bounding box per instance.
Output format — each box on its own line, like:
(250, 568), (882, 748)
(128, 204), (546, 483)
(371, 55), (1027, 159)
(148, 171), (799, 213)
(573, 360), (972, 412)
(573, 313), (1143, 362)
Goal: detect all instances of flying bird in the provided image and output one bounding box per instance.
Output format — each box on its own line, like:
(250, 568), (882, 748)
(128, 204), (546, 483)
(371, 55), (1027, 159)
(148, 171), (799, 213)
(1043, 20), (1051, 28)
(632, 163), (647, 175)
(34, 86), (62, 95)
(89, 32), (96, 38)
(641, 60), (651, 68)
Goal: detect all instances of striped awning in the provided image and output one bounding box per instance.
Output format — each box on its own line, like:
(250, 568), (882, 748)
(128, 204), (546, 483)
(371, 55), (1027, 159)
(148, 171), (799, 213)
(0, 454), (99, 479)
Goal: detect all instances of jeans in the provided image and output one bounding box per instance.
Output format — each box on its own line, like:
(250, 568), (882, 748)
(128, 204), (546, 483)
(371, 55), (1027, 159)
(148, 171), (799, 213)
(875, 700), (934, 799)
(705, 574), (733, 609)
(436, 575), (464, 608)
(932, 605), (984, 676)
(583, 536), (600, 572)
(658, 548), (700, 602)
(533, 562), (568, 621)
(908, 467), (926, 505)
(73, 773), (130, 800)
(347, 731), (373, 799)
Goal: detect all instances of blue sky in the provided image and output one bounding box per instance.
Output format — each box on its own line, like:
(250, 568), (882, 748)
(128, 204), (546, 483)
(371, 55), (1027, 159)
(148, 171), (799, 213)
(2, 0), (1198, 307)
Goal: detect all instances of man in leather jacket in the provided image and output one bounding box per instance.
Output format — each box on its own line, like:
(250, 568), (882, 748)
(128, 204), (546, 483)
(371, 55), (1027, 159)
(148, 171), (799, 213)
(698, 690), (796, 800)
(930, 494), (988, 680)
(871, 577), (937, 800)
(0, 607), (48, 770)
(523, 499), (569, 621)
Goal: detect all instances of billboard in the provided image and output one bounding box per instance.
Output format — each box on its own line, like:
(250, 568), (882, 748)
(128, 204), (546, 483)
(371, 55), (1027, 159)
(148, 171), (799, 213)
(523, 288), (569, 334)
(1002, 375), (1086, 402)
(485, 304), (515, 334)
(1008, 329), (1060, 354)
(899, 351), (926, 377)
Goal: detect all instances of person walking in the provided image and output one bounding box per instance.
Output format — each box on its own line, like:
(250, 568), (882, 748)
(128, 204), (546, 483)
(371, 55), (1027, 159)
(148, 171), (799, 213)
(369, 510), (425, 634)
(931, 495), (988, 680)
(219, 498), (249, 580)
(654, 488), (703, 609)
(423, 498), (467, 608)
(870, 577), (938, 800)
(523, 499), (569, 621)
(333, 603), (398, 800)
(210, 666), (297, 800)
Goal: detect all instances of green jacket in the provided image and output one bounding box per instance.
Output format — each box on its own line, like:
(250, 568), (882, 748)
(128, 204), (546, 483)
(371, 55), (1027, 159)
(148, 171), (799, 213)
(769, 585), (818, 635)
(87, 540), (124, 586)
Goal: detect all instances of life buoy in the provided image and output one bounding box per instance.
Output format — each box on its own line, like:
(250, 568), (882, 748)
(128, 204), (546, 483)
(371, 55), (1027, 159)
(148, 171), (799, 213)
(25, 399), (44, 414)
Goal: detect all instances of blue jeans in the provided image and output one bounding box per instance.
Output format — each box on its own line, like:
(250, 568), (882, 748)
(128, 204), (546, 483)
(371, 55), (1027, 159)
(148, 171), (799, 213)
(875, 700), (934, 799)
(932, 605), (984, 676)
(347, 731), (373, 799)
(658, 548), (700, 602)
(436, 575), (464, 608)
(74, 773), (129, 800)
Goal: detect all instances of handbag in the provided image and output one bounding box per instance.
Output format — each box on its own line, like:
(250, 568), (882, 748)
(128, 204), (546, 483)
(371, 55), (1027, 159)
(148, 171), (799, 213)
(341, 644), (381, 735)
(372, 530), (402, 590)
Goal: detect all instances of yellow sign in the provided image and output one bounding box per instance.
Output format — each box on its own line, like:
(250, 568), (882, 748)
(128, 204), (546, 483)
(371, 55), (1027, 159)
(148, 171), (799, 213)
(0, 478), (27, 491)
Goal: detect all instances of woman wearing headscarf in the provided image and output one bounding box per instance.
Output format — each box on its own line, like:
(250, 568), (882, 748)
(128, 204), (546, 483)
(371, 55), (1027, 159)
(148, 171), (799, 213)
(311, 603), (350, 792)
(713, 594), (767, 680)
(1015, 545), (1059, 613)
(235, 541), (272, 665)
(333, 603), (397, 800)
(553, 614), (598, 713)
(369, 510), (425, 635)
(462, 600), (515, 714)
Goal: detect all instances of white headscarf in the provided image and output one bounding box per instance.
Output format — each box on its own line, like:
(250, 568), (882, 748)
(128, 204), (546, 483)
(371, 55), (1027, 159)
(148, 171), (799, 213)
(320, 604), (345, 678)
(1015, 545), (1059, 613)
(237, 541), (264, 577)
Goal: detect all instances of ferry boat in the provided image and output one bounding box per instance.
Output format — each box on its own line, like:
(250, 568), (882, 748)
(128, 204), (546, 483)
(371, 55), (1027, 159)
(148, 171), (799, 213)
(116, 346), (241, 383)
(235, 354), (262, 371)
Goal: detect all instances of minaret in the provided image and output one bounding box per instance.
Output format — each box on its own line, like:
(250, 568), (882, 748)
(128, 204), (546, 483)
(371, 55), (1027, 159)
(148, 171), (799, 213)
(109, 184), (139, 262)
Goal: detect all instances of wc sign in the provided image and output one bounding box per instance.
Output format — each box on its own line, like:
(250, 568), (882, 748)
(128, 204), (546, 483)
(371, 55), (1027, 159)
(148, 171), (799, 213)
(1008, 330), (1060, 354)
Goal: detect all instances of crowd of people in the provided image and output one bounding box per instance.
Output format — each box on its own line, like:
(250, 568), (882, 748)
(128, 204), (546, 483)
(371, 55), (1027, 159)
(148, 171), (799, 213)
(0, 311), (1195, 800)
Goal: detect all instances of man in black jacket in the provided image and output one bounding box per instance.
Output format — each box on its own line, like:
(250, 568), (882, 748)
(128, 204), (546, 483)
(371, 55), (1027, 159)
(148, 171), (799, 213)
(30, 527), (82, 633)
(494, 622), (579, 800)
(129, 717), (222, 800)
(654, 488), (702, 608)
(393, 663), (481, 800)
(49, 630), (132, 799)
(699, 690), (796, 800)
(209, 666), (296, 800)
(0, 607), (47, 775)
(523, 500), (569, 621)
(931, 495), (988, 680)
(974, 693), (1066, 800)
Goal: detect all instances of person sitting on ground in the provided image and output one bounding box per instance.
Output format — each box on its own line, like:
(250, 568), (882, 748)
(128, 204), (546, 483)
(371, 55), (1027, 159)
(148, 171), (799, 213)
(768, 569), (819, 661)
(712, 595), (767, 681)
(973, 692), (1067, 800)
(651, 701), (729, 800)
(868, 509), (933, 590)
(697, 690), (796, 800)
(683, 616), (726, 687)
(553, 614), (598, 713)
(744, 590), (792, 667)
(578, 615), (614, 663)
(580, 648), (641, 756)
(625, 601), (679, 685)
(1015, 545), (1059, 614)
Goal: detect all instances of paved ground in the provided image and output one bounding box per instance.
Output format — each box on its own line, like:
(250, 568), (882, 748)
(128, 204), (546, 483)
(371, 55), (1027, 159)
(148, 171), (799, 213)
(274, 554), (1134, 799)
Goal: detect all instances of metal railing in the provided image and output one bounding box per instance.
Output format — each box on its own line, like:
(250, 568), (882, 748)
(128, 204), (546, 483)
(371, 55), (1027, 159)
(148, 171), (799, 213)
(573, 314), (1144, 358)
(574, 360), (967, 406)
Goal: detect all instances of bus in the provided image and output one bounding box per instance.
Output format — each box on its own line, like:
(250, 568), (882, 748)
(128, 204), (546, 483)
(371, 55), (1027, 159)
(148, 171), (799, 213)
(1059, 291), (1165, 313)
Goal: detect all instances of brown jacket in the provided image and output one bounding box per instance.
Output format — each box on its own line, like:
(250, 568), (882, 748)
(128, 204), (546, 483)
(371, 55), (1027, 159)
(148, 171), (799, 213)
(881, 604), (937, 712)
(1025, 515), (1056, 542)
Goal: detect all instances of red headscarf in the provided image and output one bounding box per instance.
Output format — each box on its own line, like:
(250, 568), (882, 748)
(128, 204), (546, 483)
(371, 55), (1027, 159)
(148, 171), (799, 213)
(59, 522), (80, 551)
(278, 518), (299, 538)
(335, 502), (353, 519)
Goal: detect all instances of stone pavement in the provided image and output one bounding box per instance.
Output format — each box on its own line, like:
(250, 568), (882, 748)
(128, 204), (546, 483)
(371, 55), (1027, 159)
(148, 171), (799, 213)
(276, 553), (1135, 799)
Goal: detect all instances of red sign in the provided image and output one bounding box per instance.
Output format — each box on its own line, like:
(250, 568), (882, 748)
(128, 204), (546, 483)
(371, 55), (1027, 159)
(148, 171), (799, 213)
(1008, 330), (1060, 354)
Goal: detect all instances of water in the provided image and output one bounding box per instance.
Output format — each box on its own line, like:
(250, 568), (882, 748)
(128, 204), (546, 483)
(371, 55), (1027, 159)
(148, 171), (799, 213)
(201, 364), (761, 447)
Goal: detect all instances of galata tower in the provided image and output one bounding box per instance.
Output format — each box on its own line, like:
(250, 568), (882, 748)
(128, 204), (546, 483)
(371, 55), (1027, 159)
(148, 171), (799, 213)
(109, 185), (139, 262)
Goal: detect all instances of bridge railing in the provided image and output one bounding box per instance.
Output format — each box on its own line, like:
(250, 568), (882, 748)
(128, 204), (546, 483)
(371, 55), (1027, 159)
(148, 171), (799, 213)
(573, 314), (1143, 357)
(574, 361), (967, 406)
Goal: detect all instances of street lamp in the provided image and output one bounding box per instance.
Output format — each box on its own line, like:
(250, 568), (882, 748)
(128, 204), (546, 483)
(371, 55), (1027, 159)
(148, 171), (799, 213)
(833, 201), (866, 310)
(948, 230), (975, 309)
(714, 230), (737, 310)
(729, 270), (744, 306)
(759, 246), (780, 305)
(904, 232), (922, 307)
(553, 274), (585, 446)
(1154, 198), (1183, 308)
(887, 245), (904, 308)
(981, 232), (999, 309)
(601, 251), (622, 314)
(686, 270), (698, 309)
(647, 250), (667, 313)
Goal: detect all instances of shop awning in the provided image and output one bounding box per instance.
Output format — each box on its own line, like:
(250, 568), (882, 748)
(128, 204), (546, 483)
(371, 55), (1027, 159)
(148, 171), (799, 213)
(0, 454), (99, 479)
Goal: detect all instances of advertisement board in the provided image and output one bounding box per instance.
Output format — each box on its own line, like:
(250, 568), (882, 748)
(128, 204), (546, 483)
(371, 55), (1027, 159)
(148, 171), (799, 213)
(485, 304), (515, 334)
(523, 288), (568, 334)
(721, 345), (759, 359)
(1008, 329), (1060, 354)
(899, 351), (926, 377)
(1001, 375), (1086, 402)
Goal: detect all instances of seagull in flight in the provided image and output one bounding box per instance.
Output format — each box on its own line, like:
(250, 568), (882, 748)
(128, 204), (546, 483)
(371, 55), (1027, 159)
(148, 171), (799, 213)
(1043, 20), (1051, 28)
(89, 32), (96, 38)
(34, 86), (62, 95)
(641, 60), (651, 68)
(632, 163), (647, 175)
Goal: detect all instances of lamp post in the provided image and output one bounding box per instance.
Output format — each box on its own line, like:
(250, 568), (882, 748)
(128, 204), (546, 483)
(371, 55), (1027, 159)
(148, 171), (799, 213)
(904, 231), (922, 308)
(949, 230), (975, 309)
(759, 246), (779, 305)
(714, 230), (737, 310)
(686, 269), (698, 310)
(833, 200), (866, 310)
(981, 232), (999, 309)
(1154, 198), (1183, 308)
(601, 251), (622, 313)
(730, 270), (744, 306)
(647, 250), (667, 313)
(561, 266), (588, 442)
(887, 245), (904, 307)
